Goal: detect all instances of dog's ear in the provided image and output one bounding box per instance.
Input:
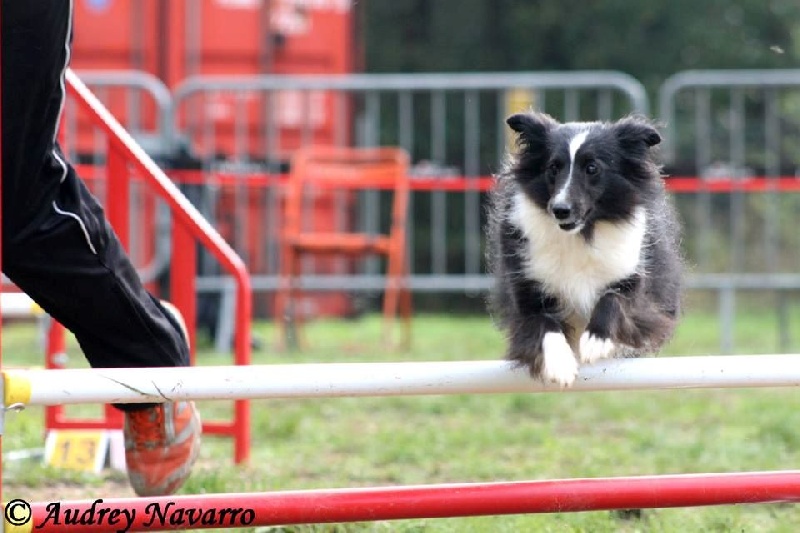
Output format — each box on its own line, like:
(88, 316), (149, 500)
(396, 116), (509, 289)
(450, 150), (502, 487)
(614, 116), (662, 149)
(506, 112), (556, 148)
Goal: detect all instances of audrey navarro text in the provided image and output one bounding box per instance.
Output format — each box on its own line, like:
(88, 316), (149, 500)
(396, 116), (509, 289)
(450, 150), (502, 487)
(4, 498), (257, 532)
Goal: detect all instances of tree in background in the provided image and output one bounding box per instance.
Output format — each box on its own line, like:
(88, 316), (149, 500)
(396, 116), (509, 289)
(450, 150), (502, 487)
(364, 0), (800, 95)
(359, 0), (800, 306)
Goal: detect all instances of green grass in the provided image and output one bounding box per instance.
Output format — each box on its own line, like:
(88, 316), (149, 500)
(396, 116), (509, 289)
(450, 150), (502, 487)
(4, 299), (800, 532)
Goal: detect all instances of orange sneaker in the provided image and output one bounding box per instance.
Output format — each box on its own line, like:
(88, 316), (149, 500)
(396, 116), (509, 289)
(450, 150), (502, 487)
(123, 401), (201, 496)
(124, 301), (200, 496)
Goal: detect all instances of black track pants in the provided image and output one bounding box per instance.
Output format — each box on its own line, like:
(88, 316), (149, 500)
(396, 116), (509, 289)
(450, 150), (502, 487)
(1, 0), (190, 410)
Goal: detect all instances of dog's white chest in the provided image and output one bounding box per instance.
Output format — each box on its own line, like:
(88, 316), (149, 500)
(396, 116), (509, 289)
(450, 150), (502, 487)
(510, 195), (646, 317)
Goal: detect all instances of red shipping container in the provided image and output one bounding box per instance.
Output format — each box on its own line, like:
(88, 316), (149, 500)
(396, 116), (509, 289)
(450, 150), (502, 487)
(169, 0), (354, 160)
(71, 0), (355, 160)
(70, 0), (358, 320)
(72, 0), (161, 74)
(69, 0), (164, 157)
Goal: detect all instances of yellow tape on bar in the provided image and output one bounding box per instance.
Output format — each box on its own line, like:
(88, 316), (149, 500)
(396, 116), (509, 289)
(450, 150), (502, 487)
(3, 371), (32, 406)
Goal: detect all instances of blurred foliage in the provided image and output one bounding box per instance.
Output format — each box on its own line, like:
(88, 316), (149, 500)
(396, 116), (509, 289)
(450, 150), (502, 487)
(363, 0), (800, 96)
(361, 1), (800, 173)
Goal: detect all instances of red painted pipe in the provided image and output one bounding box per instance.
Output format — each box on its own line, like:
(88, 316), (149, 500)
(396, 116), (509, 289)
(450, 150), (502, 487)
(24, 471), (800, 531)
(164, 169), (800, 194)
(64, 71), (253, 463)
(76, 165), (800, 194)
(44, 321), (67, 431)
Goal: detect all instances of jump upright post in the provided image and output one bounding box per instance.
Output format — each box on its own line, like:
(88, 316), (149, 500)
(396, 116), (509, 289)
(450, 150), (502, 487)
(61, 69), (253, 463)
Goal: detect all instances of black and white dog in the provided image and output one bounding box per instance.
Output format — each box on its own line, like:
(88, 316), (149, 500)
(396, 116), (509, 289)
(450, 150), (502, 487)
(487, 112), (683, 387)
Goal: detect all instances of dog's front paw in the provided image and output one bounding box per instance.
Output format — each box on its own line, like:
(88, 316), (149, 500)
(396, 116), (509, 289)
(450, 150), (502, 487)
(541, 332), (579, 387)
(579, 331), (616, 364)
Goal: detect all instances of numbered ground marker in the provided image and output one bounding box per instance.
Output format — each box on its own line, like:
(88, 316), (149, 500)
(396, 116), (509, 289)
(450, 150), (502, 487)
(44, 430), (110, 473)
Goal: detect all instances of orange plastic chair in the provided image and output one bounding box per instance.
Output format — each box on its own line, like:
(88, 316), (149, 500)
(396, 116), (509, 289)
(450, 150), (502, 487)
(275, 146), (412, 349)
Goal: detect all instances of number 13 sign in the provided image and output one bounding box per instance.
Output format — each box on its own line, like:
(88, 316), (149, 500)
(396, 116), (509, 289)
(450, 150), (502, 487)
(44, 430), (110, 473)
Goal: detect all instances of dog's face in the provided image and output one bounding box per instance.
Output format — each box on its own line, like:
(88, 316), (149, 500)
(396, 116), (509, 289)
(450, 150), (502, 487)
(506, 112), (662, 234)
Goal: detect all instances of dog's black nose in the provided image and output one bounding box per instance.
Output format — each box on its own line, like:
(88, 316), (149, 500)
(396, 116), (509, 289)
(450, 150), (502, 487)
(551, 203), (572, 221)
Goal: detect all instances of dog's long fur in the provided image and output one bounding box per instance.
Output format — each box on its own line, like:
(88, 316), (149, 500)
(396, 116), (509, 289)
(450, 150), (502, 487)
(487, 112), (683, 386)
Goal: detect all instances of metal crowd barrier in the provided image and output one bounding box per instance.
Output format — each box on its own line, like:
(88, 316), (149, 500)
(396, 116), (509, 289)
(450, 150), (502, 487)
(659, 69), (800, 352)
(168, 71), (648, 335)
(37, 69), (800, 354)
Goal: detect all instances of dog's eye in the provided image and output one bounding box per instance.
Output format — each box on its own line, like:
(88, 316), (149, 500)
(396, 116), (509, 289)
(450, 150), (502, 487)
(545, 162), (560, 184)
(585, 162), (599, 175)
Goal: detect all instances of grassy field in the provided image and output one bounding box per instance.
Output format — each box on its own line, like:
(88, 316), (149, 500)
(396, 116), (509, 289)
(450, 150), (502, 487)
(4, 295), (800, 532)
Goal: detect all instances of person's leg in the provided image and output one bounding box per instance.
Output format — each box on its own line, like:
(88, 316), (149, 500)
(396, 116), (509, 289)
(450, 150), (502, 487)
(1, 0), (200, 496)
(4, 150), (192, 374)
(1, 0), (189, 374)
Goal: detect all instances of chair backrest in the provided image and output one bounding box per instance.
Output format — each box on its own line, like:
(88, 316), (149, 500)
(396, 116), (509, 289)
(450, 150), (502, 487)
(285, 146), (410, 236)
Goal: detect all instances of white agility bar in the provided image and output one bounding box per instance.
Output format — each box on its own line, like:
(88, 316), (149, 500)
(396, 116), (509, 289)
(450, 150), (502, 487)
(0, 292), (43, 318)
(4, 354), (800, 407)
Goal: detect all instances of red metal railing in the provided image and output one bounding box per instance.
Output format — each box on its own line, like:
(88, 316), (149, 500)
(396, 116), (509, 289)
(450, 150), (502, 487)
(44, 70), (253, 463)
